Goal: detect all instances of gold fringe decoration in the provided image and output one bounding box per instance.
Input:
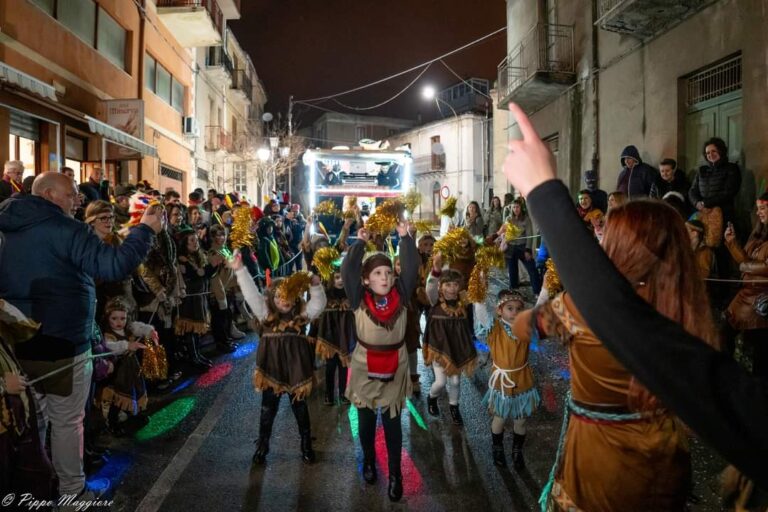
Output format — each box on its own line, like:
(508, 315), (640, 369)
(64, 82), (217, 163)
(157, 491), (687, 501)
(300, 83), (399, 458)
(230, 206), (255, 250)
(402, 188), (422, 214)
(174, 318), (209, 336)
(365, 199), (405, 235)
(439, 196), (458, 218)
(433, 227), (473, 263)
(314, 200), (341, 218)
(544, 258), (563, 296)
(413, 220), (434, 235)
(312, 247), (341, 282)
(422, 345), (477, 377)
(274, 271), (313, 302)
(466, 246), (505, 303)
(140, 336), (168, 381)
(101, 387), (148, 414)
(315, 338), (350, 366)
(253, 369), (314, 402)
(505, 221), (524, 242)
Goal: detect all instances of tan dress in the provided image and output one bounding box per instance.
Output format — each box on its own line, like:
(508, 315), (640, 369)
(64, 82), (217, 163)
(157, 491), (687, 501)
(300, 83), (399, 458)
(726, 235), (768, 330)
(345, 306), (411, 418)
(515, 293), (690, 512)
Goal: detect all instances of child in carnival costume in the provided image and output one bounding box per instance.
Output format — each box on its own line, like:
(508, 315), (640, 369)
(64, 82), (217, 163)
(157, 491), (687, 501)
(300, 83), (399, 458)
(475, 289), (540, 469)
(423, 251), (477, 426)
(232, 256), (326, 465)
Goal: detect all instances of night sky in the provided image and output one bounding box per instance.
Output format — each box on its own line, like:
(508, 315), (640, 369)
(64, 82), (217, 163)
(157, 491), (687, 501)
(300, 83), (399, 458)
(229, 0), (506, 130)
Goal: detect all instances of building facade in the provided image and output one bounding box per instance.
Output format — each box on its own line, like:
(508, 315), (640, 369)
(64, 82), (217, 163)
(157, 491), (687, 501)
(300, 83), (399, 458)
(310, 112), (415, 149)
(495, 0), (768, 232)
(388, 112), (490, 221)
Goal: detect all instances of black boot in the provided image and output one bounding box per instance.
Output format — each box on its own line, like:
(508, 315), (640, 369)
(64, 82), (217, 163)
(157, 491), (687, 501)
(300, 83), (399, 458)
(492, 433), (507, 468)
(388, 474), (403, 502)
(362, 458), (377, 484)
(427, 395), (440, 416)
(511, 433), (526, 470)
(449, 404), (464, 426)
(253, 392), (279, 464)
(292, 399), (315, 464)
(187, 334), (212, 371)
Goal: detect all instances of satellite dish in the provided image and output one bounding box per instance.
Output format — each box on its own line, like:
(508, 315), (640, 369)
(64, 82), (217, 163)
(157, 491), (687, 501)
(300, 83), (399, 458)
(431, 142), (445, 155)
(262, 112), (274, 122)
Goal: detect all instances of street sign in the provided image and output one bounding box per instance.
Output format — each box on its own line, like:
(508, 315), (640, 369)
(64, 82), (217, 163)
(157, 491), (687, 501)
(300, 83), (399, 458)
(440, 185), (450, 199)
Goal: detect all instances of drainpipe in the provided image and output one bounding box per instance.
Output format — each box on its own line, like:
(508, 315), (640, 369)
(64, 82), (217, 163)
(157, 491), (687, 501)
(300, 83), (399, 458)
(136, 0), (147, 182)
(591, 0), (600, 178)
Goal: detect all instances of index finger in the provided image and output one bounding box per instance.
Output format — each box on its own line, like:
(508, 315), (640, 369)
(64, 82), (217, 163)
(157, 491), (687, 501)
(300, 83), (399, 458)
(508, 103), (540, 142)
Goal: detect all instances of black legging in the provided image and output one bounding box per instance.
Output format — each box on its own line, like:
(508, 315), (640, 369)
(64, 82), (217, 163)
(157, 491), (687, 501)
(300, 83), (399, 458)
(259, 388), (311, 441)
(357, 407), (401, 478)
(325, 354), (348, 399)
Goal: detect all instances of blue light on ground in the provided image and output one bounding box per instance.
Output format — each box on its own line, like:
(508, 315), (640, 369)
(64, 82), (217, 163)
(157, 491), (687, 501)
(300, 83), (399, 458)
(232, 341), (257, 359)
(86, 452), (134, 495)
(171, 377), (195, 394)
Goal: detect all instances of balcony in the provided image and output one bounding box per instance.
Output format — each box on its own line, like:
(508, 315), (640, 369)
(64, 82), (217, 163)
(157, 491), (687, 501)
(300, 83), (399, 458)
(156, 0), (224, 47)
(205, 46), (233, 83)
(230, 69), (253, 103)
(205, 125), (233, 152)
(596, 0), (719, 41)
(497, 24), (575, 113)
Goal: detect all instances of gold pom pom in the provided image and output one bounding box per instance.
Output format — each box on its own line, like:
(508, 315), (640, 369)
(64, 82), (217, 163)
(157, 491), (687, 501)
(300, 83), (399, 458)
(314, 200), (341, 218)
(439, 196), (458, 218)
(433, 227), (473, 263)
(544, 258), (563, 296)
(466, 265), (487, 303)
(475, 245), (505, 270)
(402, 188), (422, 214)
(312, 247), (341, 282)
(230, 206), (255, 250)
(365, 199), (404, 235)
(343, 197), (358, 219)
(140, 336), (168, 381)
(505, 221), (523, 242)
(275, 271), (313, 303)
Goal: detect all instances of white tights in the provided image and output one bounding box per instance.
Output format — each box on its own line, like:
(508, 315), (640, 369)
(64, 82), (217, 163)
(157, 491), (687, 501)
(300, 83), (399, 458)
(429, 362), (460, 405)
(491, 415), (526, 435)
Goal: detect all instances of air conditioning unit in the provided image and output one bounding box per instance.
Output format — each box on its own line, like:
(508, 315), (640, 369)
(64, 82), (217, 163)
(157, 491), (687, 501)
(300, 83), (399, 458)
(182, 116), (199, 137)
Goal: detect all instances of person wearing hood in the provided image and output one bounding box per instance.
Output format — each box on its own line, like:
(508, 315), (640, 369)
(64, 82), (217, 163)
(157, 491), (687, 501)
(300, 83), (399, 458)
(0, 172), (160, 499)
(256, 217), (281, 273)
(616, 145), (659, 200)
(689, 137), (742, 224)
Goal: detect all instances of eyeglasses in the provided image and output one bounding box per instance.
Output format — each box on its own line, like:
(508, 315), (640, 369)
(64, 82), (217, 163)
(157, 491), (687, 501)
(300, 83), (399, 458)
(96, 215), (115, 222)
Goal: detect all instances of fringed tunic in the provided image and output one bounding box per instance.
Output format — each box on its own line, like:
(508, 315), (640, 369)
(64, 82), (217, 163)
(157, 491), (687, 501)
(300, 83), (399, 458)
(315, 287), (354, 365)
(423, 296), (477, 376)
(101, 328), (148, 415)
(253, 316), (316, 401)
(481, 319), (539, 419)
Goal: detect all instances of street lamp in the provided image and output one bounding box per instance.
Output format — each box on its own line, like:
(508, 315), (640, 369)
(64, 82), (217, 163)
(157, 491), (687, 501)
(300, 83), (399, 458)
(422, 85), (436, 100)
(257, 147), (271, 162)
(422, 85), (460, 228)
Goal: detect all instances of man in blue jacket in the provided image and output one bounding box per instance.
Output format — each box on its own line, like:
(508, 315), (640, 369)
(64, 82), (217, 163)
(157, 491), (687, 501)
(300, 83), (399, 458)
(616, 145), (659, 200)
(0, 171), (161, 499)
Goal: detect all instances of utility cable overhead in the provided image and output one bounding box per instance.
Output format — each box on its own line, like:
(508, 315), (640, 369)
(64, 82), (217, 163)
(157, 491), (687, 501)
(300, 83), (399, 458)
(295, 26), (506, 103)
(331, 63), (432, 111)
(439, 59), (493, 100)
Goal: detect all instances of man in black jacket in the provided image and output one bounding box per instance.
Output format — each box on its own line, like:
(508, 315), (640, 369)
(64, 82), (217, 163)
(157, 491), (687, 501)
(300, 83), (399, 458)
(78, 166), (109, 206)
(616, 145), (659, 199)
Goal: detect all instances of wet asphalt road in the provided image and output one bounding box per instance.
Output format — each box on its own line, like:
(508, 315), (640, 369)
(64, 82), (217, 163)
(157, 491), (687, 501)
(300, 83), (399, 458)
(92, 271), (727, 512)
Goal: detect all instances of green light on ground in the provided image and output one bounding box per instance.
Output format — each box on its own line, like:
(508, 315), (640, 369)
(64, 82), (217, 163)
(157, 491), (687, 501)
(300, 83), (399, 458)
(405, 398), (427, 430)
(348, 404), (359, 439)
(135, 397), (196, 441)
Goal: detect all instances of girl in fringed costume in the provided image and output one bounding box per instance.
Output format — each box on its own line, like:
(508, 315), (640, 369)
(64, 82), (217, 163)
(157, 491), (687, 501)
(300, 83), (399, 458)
(232, 257), (326, 465)
(341, 223), (419, 503)
(314, 257), (354, 406)
(100, 297), (156, 436)
(175, 228), (223, 372)
(515, 201), (716, 512)
(423, 251), (477, 426)
(475, 289), (539, 469)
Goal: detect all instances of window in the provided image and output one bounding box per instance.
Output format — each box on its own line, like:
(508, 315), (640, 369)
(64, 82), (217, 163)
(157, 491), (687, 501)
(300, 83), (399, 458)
(234, 163), (247, 193)
(355, 126), (368, 141)
(431, 135), (445, 170)
(30, 0), (54, 15)
(171, 78), (184, 112)
(57, 0), (96, 46)
(156, 65), (172, 104)
(65, 134), (86, 161)
(97, 9), (126, 69)
(145, 54), (156, 91)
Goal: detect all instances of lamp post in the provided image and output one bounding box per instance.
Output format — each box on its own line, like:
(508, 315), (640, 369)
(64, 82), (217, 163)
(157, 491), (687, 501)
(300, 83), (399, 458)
(422, 85), (461, 221)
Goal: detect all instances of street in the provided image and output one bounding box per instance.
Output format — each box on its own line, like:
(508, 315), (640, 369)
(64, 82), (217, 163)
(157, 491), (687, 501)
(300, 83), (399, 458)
(94, 273), (726, 512)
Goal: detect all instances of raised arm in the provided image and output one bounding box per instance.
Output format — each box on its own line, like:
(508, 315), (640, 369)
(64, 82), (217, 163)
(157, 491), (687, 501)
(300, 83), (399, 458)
(397, 231), (419, 301)
(305, 282), (327, 321)
(342, 236), (367, 309)
(233, 264), (268, 322)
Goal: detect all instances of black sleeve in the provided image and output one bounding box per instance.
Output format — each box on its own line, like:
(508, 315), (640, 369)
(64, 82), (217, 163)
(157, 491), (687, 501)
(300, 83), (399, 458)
(688, 171), (703, 205)
(396, 235), (419, 303)
(527, 179), (768, 489)
(342, 239), (366, 309)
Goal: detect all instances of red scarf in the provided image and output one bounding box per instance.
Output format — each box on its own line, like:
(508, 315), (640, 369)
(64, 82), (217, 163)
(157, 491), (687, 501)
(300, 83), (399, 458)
(361, 288), (402, 381)
(363, 288), (401, 324)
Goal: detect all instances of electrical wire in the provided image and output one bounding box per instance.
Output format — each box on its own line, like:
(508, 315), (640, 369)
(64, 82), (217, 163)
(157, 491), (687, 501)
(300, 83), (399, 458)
(295, 26), (506, 103)
(439, 59), (493, 100)
(330, 63), (432, 111)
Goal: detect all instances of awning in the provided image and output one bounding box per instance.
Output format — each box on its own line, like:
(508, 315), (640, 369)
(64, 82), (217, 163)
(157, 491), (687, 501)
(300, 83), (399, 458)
(0, 61), (57, 102)
(85, 115), (158, 158)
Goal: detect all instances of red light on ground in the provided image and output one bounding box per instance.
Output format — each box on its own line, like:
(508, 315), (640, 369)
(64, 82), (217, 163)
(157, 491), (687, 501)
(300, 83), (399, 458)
(195, 362), (233, 388)
(374, 425), (424, 495)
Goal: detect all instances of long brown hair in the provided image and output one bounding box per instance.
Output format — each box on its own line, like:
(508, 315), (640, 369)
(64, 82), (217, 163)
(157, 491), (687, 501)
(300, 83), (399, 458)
(601, 200), (717, 411)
